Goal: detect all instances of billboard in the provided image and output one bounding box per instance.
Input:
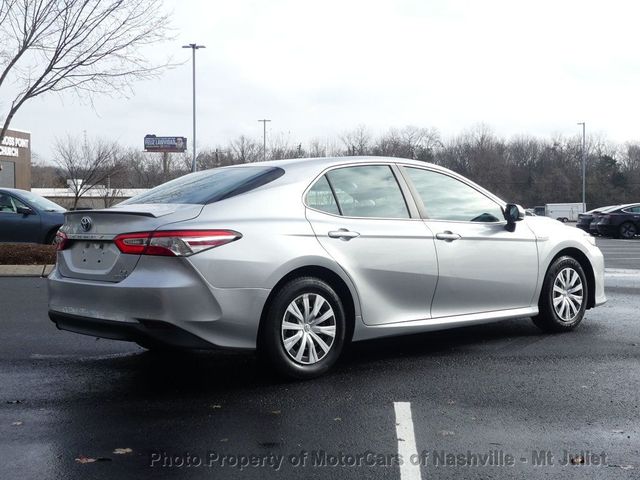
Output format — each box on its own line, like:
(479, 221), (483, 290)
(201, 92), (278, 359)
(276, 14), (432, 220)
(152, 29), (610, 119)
(144, 135), (187, 153)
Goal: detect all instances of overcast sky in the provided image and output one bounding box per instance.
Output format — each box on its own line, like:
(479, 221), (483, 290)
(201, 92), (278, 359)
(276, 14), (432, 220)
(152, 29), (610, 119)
(11, 0), (640, 162)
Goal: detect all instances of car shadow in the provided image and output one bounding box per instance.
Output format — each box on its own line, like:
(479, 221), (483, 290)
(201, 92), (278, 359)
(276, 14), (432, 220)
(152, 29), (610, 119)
(89, 316), (564, 395)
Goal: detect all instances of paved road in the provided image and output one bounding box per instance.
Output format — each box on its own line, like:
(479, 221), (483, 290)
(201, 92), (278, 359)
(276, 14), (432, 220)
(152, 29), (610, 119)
(1, 274), (639, 480)
(596, 237), (640, 270)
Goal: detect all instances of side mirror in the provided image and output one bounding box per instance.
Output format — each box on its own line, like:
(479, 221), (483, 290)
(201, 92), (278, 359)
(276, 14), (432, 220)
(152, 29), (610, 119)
(504, 203), (525, 230)
(16, 206), (34, 215)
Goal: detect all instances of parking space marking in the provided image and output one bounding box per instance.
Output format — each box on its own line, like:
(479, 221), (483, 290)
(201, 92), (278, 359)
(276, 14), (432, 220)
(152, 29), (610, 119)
(394, 402), (422, 480)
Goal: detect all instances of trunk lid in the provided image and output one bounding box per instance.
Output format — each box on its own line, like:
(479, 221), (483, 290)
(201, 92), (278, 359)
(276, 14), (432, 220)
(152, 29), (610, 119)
(56, 204), (203, 282)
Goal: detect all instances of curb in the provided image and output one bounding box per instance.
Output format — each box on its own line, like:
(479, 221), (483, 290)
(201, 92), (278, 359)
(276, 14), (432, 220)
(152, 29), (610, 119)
(0, 265), (54, 277)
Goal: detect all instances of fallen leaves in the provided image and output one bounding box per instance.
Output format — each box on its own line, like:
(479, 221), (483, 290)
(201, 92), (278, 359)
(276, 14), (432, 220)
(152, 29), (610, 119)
(113, 448), (133, 455)
(75, 456), (111, 464)
(11, 421), (23, 426)
(75, 456), (96, 464)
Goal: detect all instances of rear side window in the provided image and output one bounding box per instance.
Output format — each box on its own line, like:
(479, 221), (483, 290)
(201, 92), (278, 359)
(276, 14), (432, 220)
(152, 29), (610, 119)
(306, 176), (340, 215)
(326, 165), (409, 218)
(122, 166), (284, 205)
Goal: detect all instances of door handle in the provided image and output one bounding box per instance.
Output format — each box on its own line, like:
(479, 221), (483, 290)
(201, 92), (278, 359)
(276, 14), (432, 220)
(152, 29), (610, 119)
(328, 229), (360, 240)
(436, 231), (461, 241)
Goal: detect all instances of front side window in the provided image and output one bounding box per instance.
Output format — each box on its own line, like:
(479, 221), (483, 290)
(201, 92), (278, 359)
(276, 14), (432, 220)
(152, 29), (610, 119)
(0, 194), (17, 213)
(404, 167), (503, 222)
(325, 165), (410, 219)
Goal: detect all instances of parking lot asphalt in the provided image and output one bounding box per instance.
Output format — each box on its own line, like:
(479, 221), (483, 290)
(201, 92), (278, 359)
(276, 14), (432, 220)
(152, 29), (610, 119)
(1, 255), (639, 479)
(596, 237), (640, 270)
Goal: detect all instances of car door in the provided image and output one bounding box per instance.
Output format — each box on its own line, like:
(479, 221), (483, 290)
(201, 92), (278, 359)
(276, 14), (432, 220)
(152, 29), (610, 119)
(0, 194), (42, 242)
(305, 164), (439, 326)
(400, 166), (539, 318)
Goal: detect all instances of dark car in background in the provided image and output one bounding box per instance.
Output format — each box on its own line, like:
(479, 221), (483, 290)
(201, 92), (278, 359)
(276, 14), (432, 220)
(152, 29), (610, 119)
(595, 203), (640, 239)
(0, 188), (66, 244)
(576, 205), (619, 235)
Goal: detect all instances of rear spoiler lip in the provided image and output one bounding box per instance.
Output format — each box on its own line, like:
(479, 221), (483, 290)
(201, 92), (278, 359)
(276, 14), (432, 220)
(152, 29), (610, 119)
(64, 210), (157, 218)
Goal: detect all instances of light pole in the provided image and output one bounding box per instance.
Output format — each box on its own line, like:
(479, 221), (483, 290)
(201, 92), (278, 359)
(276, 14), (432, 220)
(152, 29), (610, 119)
(258, 119), (271, 161)
(182, 43), (206, 172)
(577, 122), (586, 209)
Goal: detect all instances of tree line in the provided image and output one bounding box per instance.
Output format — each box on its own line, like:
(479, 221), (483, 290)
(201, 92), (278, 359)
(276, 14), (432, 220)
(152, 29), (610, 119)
(32, 125), (640, 210)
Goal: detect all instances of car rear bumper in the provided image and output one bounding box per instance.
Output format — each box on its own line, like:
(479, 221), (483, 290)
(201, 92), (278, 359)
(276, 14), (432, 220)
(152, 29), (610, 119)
(576, 223), (591, 233)
(49, 311), (215, 348)
(596, 224), (617, 237)
(47, 256), (270, 350)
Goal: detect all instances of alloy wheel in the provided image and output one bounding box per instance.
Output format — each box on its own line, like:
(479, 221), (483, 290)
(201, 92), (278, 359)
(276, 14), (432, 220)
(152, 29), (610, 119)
(281, 293), (336, 365)
(620, 223), (636, 239)
(552, 267), (583, 322)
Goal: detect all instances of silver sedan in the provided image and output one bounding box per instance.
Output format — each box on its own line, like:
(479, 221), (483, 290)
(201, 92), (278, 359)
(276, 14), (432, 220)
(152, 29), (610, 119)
(48, 157), (606, 378)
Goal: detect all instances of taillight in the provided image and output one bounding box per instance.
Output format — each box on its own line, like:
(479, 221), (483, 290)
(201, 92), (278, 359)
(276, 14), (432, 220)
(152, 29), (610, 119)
(55, 231), (69, 251)
(114, 230), (241, 257)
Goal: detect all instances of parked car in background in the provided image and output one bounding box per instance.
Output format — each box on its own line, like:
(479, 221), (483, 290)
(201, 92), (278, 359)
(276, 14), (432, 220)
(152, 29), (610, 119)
(576, 205), (619, 235)
(48, 157), (606, 378)
(533, 203), (585, 222)
(595, 203), (640, 239)
(0, 188), (66, 244)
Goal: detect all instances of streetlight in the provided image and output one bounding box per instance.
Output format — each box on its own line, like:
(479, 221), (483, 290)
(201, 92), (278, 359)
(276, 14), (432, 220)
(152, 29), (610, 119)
(577, 122), (586, 209)
(182, 43), (206, 172)
(258, 119), (271, 161)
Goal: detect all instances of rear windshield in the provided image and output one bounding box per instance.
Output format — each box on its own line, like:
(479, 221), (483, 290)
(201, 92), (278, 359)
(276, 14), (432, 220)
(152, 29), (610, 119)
(121, 166), (285, 205)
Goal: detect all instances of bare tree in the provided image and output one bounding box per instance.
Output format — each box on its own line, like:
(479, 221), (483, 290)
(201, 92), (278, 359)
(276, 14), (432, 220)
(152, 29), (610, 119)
(0, 0), (173, 141)
(230, 135), (261, 163)
(53, 135), (122, 209)
(340, 125), (372, 156)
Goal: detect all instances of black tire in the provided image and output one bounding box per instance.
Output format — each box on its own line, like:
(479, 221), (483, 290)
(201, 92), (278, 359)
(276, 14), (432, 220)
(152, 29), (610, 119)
(259, 277), (346, 379)
(45, 228), (59, 245)
(619, 222), (637, 239)
(532, 256), (588, 332)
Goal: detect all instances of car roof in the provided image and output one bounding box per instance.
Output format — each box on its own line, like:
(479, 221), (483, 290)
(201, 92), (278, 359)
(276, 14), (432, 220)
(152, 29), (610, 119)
(0, 188), (29, 194)
(616, 203), (640, 210)
(226, 156), (444, 171)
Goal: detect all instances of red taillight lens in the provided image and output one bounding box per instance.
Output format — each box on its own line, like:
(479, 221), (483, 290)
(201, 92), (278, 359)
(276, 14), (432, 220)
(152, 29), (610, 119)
(55, 231), (69, 251)
(114, 230), (241, 257)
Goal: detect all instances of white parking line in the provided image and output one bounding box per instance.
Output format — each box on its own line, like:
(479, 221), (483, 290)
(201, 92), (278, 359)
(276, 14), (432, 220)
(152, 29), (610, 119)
(394, 402), (422, 480)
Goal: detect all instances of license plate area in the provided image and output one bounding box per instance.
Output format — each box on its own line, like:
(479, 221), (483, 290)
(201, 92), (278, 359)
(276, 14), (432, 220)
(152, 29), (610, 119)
(79, 241), (109, 267)
(67, 241), (121, 273)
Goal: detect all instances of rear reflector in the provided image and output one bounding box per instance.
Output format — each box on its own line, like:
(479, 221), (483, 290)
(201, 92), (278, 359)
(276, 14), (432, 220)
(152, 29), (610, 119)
(114, 230), (241, 256)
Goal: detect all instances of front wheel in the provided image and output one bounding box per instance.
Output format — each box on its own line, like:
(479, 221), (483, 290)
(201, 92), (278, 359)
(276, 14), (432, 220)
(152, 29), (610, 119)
(532, 256), (588, 332)
(259, 277), (346, 379)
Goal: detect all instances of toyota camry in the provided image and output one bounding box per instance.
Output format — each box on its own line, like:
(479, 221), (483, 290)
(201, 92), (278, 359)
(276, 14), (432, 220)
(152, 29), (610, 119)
(48, 157), (606, 378)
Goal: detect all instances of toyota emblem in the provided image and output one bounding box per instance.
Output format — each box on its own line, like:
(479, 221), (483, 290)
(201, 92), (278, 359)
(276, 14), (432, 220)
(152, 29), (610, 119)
(80, 216), (93, 232)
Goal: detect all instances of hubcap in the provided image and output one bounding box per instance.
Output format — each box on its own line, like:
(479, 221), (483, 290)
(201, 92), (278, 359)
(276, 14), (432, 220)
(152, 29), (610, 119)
(622, 224), (636, 238)
(281, 293), (336, 365)
(552, 267), (583, 322)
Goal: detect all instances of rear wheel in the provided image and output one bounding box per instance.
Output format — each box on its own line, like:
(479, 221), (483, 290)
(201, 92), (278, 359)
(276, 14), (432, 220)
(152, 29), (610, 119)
(619, 222), (637, 239)
(259, 277), (346, 379)
(532, 256), (587, 332)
